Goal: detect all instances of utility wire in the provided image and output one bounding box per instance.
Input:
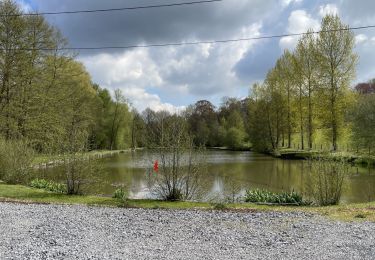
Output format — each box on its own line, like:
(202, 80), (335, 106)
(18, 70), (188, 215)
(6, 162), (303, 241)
(1, 0), (223, 17)
(20, 25), (375, 51)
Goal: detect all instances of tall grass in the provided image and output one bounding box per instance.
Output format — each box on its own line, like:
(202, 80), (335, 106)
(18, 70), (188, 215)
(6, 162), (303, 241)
(30, 179), (67, 193)
(245, 189), (305, 205)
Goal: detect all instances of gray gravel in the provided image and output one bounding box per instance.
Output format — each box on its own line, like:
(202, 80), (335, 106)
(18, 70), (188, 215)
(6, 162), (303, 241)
(0, 203), (374, 260)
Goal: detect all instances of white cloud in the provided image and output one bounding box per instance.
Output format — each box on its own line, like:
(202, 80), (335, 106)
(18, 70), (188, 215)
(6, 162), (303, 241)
(157, 22), (262, 95)
(81, 49), (163, 87)
(319, 4), (339, 17)
(287, 10), (320, 34)
(80, 23), (262, 112)
(17, 0), (32, 12)
(279, 10), (320, 50)
(281, 0), (303, 7)
(355, 34), (368, 45)
(80, 49), (176, 112)
(279, 36), (297, 50)
(122, 87), (185, 113)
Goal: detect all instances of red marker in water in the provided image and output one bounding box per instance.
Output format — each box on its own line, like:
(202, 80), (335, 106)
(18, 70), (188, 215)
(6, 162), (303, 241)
(153, 160), (159, 173)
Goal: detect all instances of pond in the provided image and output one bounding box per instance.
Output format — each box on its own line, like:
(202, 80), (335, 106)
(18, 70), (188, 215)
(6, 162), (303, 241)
(34, 150), (375, 204)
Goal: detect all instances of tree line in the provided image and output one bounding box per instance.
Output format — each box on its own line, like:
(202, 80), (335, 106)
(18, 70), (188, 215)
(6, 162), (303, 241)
(130, 98), (250, 150)
(0, 0), (132, 153)
(1, 0), (374, 156)
(133, 15), (374, 154)
(247, 15), (373, 153)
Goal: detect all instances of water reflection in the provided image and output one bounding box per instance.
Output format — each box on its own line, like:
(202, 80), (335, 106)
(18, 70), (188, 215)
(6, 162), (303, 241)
(33, 150), (375, 203)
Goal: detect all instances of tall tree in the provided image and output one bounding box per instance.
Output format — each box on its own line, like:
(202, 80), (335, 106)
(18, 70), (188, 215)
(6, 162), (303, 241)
(109, 89), (130, 150)
(276, 51), (295, 148)
(292, 51), (306, 150)
(188, 100), (218, 146)
(0, 0), (26, 139)
(294, 30), (318, 150)
(315, 15), (357, 151)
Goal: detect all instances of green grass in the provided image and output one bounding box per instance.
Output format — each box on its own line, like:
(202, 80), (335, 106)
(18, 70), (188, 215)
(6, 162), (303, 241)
(1, 183), (375, 221)
(0, 183), (120, 206)
(278, 129), (375, 166)
(0, 183), (211, 209)
(275, 148), (375, 167)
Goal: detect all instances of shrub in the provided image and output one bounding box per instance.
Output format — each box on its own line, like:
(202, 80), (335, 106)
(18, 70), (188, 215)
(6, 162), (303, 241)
(61, 154), (102, 195)
(113, 187), (129, 207)
(165, 188), (183, 201)
(245, 189), (305, 205)
(30, 178), (67, 193)
(146, 117), (206, 201)
(211, 202), (227, 210)
(306, 158), (348, 206)
(225, 127), (246, 150)
(0, 138), (34, 184)
(113, 187), (127, 200)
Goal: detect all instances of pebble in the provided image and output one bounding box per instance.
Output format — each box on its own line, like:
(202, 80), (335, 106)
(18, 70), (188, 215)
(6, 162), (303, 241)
(0, 203), (374, 259)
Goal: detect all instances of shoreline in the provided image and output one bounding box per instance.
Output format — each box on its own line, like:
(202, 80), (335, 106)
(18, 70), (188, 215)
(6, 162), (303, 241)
(268, 149), (375, 168)
(32, 149), (140, 169)
(1, 183), (375, 222)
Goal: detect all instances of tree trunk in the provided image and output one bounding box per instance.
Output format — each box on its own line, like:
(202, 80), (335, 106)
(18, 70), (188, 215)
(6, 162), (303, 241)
(287, 83), (291, 148)
(307, 81), (313, 150)
(131, 116), (136, 150)
(330, 74), (338, 151)
(299, 85), (304, 150)
(109, 103), (119, 150)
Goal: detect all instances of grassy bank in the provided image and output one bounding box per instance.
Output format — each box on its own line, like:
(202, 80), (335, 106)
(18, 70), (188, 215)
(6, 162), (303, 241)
(273, 148), (375, 167)
(32, 149), (131, 167)
(208, 146), (252, 152)
(1, 183), (374, 222)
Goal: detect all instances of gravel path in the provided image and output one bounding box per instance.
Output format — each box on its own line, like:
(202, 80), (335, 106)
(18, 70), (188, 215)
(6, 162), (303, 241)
(0, 203), (374, 260)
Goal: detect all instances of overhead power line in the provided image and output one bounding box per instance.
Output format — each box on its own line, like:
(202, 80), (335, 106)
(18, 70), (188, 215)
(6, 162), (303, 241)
(23, 25), (375, 51)
(2, 0), (223, 17)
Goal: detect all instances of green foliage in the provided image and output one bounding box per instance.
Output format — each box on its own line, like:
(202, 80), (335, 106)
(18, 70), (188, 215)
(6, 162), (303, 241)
(245, 189), (305, 205)
(187, 100), (218, 146)
(0, 1), (133, 154)
(184, 99), (249, 149)
(248, 96), (273, 152)
(62, 155), (102, 195)
(113, 187), (127, 200)
(225, 127), (246, 150)
(315, 15), (357, 151)
(0, 138), (34, 184)
(248, 15), (357, 153)
(211, 202), (228, 210)
(350, 94), (375, 150)
(30, 179), (66, 193)
(113, 187), (130, 206)
(195, 120), (210, 146)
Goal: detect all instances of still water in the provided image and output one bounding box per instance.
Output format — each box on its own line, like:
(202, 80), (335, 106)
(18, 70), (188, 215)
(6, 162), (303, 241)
(34, 150), (375, 203)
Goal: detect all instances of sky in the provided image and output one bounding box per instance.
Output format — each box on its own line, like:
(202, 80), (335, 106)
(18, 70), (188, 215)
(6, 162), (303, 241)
(16, 0), (375, 113)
